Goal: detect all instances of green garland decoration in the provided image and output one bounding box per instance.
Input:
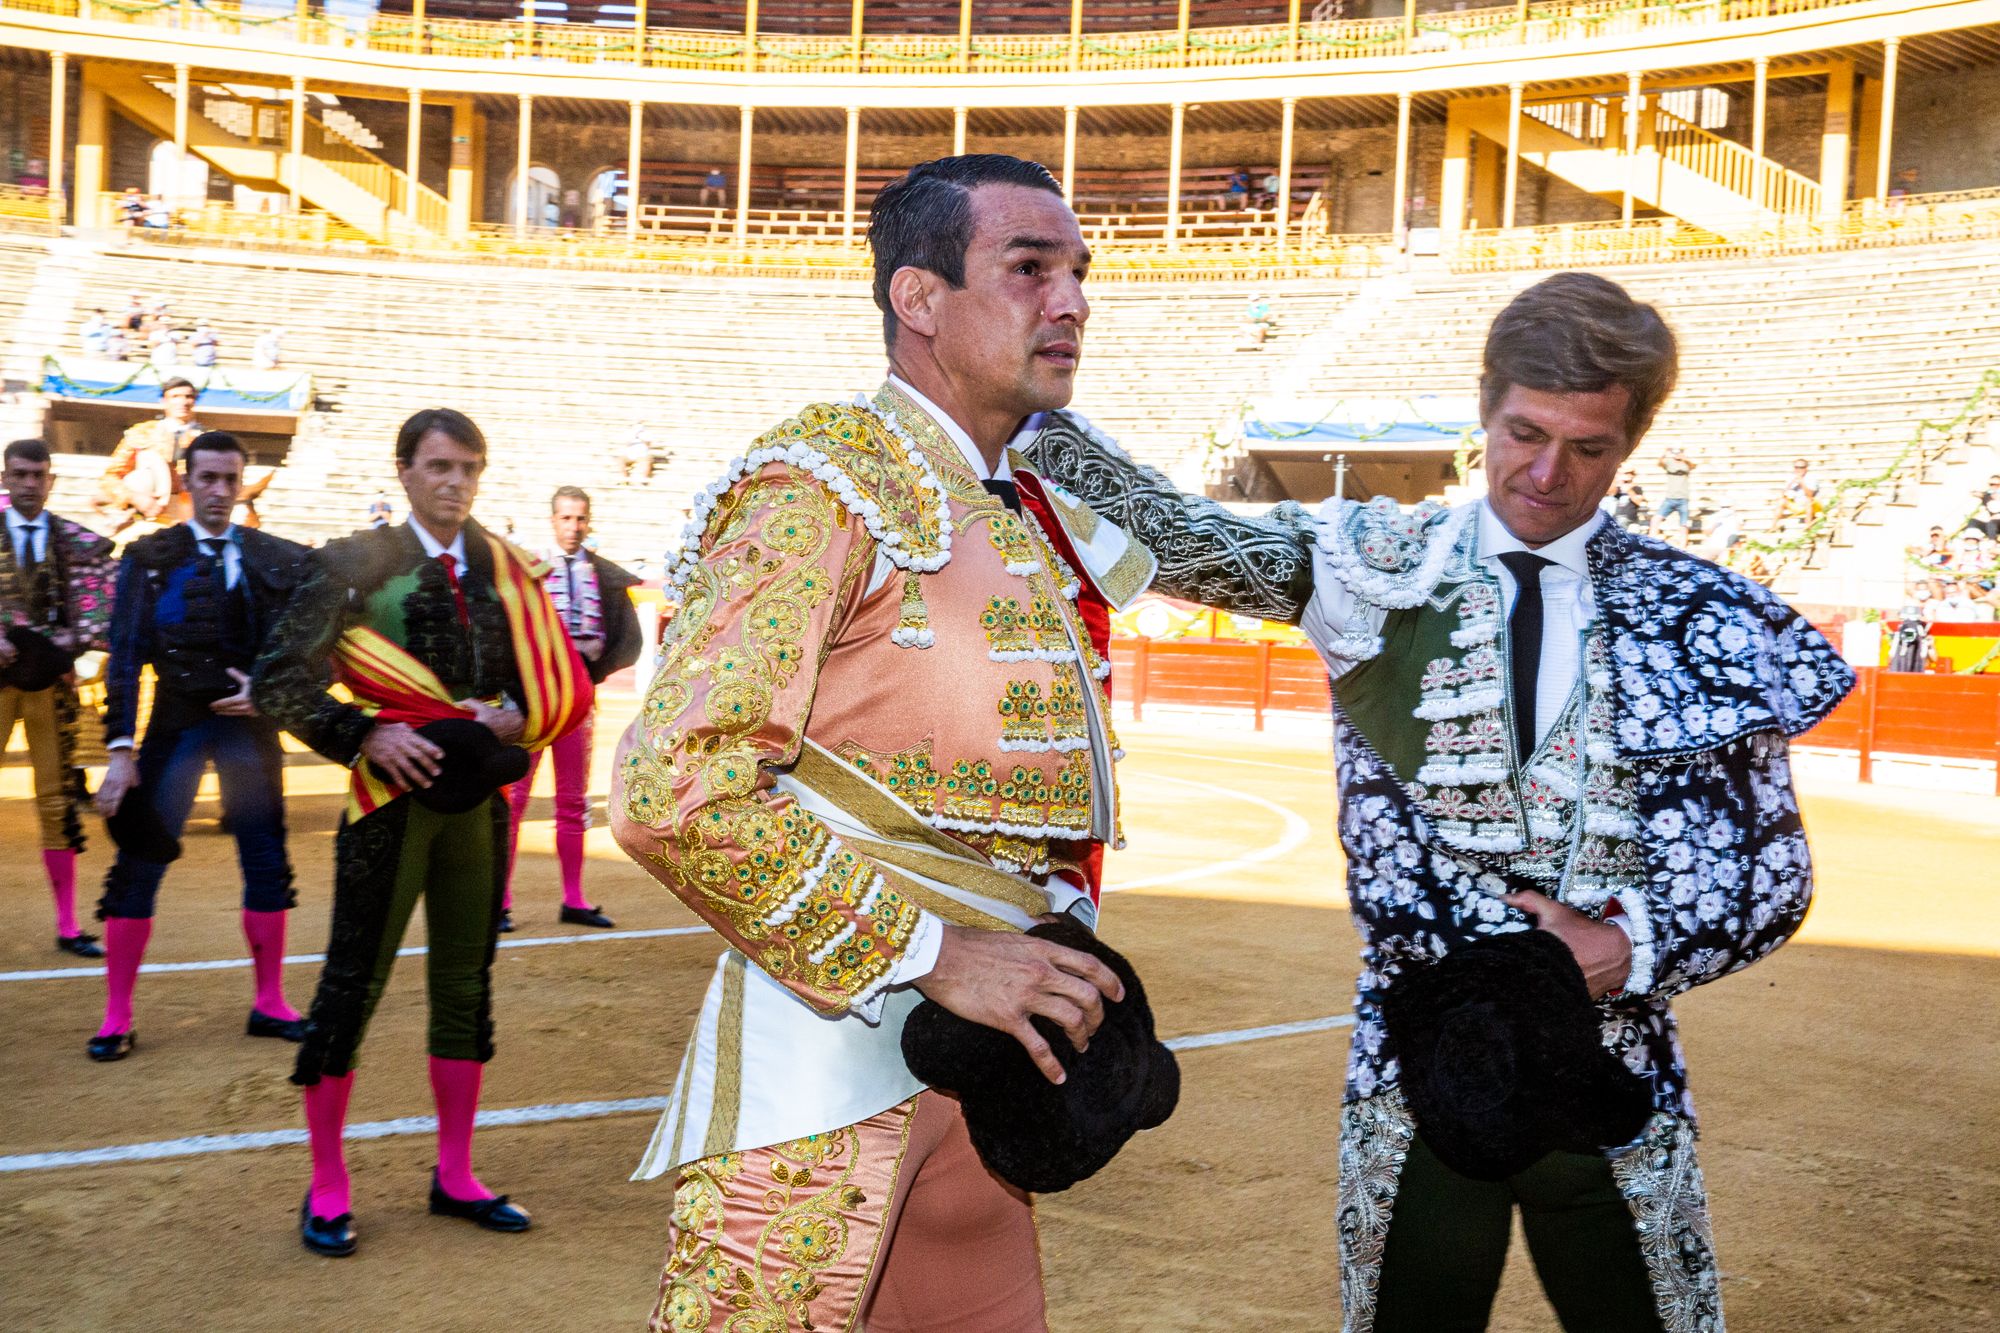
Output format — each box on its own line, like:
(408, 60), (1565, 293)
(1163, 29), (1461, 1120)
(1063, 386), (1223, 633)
(967, 40), (1071, 63)
(1955, 639), (2000, 675)
(540, 29), (638, 53)
(39, 355), (308, 407)
(757, 41), (863, 64)
(91, 0), (175, 14)
(1740, 367), (2000, 558)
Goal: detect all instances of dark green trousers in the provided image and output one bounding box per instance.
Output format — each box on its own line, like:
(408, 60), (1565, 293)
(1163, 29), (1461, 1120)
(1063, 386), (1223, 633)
(1372, 1133), (1664, 1333)
(294, 795), (508, 1084)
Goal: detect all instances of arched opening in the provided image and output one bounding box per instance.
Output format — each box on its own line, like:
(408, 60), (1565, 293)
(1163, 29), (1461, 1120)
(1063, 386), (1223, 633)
(506, 165), (562, 229)
(147, 139), (210, 209)
(585, 167), (629, 232)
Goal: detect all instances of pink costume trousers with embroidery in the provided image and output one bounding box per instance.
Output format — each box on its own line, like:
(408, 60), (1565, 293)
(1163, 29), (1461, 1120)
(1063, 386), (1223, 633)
(649, 1090), (1046, 1333)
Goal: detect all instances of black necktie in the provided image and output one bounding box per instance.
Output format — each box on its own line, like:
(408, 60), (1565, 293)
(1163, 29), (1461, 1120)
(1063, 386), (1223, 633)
(1496, 551), (1552, 764)
(564, 556), (582, 634)
(200, 537), (229, 588)
(18, 522), (41, 579)
(981, 478), (1022, 515)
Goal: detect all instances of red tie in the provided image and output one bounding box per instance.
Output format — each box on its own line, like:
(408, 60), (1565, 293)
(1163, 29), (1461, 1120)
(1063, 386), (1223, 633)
(437, 552), (471, 628)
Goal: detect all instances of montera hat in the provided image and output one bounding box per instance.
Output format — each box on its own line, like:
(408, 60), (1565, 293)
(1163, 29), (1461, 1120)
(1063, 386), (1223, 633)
(900, 917), (1180, 1194)
(1, 626), (74, 693)
(372, 716), (531, 815)
(1380, 928), (1653, 1182)
(104, 787), (184, 864)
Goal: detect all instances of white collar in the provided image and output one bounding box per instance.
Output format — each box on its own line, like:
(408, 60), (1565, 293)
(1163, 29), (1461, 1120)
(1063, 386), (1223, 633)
(6, 507), (47, 533)
(187, 519), (236, 544)
(549, 545), (587, 565)
(1476, 500), (1601, 582)
(408, 519), (467, 564)
(886, 374), (1036, 483)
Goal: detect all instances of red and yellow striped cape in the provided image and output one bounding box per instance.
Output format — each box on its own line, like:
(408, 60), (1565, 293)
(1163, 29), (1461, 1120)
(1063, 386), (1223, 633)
(331, 532), (594, 820)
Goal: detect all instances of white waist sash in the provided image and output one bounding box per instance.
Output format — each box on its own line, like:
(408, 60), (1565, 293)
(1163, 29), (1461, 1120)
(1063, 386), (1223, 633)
(632, 740), (1077, 1181)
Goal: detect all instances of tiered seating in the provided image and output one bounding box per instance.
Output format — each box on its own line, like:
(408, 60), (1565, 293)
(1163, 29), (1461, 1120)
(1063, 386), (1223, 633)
(39, 243), (1353, 561)
(382, 0), (1287, 34)
(1275, 242), (2000, 533)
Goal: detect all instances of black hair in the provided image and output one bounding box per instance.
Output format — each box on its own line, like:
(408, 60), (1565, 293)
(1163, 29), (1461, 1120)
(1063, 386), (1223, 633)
(868, 154), (1062, 346)
(551, 485), (591, 513)
(183, 430), (248, 472)
(4, 439), (51, 468)
(395, 407), (488, 468)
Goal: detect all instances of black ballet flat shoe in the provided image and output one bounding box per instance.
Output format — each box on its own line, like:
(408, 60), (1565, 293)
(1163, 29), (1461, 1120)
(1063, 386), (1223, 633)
(497, 910), (516, 934)
(56, 932), (105, 959)
(247, 1010), (308, 1042)
(429, 1174), (532, 1233)
(87, 1030), (136, 1062)
(299, 1193), (357, 1258)
(558, 904), (616, 930)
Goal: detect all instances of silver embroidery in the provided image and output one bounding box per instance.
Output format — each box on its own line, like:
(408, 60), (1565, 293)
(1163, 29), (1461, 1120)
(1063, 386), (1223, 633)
(1018, 411), (1316, 621)
(1610, 1112), (1726, 1333)
(1337, 1088), (1415, 1333)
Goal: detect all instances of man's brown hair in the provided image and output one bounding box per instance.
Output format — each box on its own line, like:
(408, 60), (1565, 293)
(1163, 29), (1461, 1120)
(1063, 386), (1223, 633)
(395, 407), (487, 467)
(1478, 272), (1678, 449)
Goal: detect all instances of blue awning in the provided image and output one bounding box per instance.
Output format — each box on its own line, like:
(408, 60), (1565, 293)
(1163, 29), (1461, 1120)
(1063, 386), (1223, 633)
(1242, 396), (1481, 448)
(41, 356), (313, 415)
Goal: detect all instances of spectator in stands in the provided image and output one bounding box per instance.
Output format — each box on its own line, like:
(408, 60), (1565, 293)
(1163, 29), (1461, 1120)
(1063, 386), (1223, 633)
(1775, 456), (1821, 530)
(620, 421), (656, 481)
(366, 491), (394, 528)
(1956, 531), (1985, 572)
(121, 291), (147, 331)
(1608, 466), (1647, 531)
(103, 326), (129, 362)
(119, 188), (145, 228)
(1239, 292), (1275, 348)
(143, 195), (171, 230)
(191, 322), (219, 368)
(1258, 169), (1281, 210)
(699, 166), (727, 209)
(1221, 168), (1252, 211)
(1937, 579), (1990, 621)
(1966, 473), (2000, 538)
(253, 327), (284, 371)
(149, 327), (179, 370)
(80, 310), (110, 358)
(1653, 446), (1695, 534)
(1913, 524), (1953, 570)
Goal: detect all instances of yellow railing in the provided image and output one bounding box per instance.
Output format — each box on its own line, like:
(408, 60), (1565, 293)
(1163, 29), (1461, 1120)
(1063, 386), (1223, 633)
(299, 114), (449, 235)
(1650, 105), (1820, 215)
(0, 182), (61, 234)
(67, 187), (2000, 281)
(1447, 187), (2000, 270)
(20, 0), (1892, 77)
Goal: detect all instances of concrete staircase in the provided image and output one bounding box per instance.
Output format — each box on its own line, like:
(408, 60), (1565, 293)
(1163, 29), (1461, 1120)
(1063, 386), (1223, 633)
(91, 66), (447, 241)
(1450, 92), (1821, 234)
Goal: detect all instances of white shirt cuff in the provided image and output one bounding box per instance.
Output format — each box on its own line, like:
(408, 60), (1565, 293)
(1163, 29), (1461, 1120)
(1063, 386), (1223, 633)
(1608, 913), (1636, 941)
(1042, 872), (1098, 932)
(886, 911), (945, 987)
(107, 737), (135, 751)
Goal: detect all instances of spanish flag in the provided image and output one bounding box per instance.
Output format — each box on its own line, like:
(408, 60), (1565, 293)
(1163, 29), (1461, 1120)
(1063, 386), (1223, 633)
(333, 533), (593, 820)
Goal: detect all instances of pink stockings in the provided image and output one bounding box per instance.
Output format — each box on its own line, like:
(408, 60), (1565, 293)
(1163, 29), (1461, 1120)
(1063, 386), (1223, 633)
(95, 910), (299, 1038)
(300, 1058), (495, 1222)
(502, 711), (594, 914)
(44, 849), (79, 939)
(241, 909), (302, 1021)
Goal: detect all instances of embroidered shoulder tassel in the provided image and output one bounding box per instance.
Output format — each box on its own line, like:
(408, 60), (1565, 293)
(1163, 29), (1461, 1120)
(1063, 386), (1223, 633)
(892, 569), (936, 648)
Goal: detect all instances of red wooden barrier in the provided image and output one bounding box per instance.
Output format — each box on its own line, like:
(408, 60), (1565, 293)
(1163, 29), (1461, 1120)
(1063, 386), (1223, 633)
(1107, 640), (2000, 787)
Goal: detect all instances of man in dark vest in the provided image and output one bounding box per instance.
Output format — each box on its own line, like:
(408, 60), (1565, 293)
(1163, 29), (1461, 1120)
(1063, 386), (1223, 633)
(90, 431), (313, 1062)
(2, 439), (116, 958)
(500, 484), (642, 931)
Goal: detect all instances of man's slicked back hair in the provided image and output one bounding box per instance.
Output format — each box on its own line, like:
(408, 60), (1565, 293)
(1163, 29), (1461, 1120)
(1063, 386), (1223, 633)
(4, 439), (51, 468)
(1479, 271), (1679, 449)
(184, 430), (248, 472)
(552, 484), (591, 513)
(396, 407), (488, 468)
(868, 154), (1062, 346)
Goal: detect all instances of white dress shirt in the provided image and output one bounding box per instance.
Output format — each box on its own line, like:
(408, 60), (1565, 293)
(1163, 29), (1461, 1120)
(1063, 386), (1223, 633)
(1303, 499), (1601, 753)
(885, 373), (1043, 483)
(187, 519), (242, 590)
(6, 506), (49, 568)
(408, 518), (468, 566)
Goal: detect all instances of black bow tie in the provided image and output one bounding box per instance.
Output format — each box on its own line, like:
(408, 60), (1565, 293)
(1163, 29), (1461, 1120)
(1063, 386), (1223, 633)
(981, 478), (1022, 515)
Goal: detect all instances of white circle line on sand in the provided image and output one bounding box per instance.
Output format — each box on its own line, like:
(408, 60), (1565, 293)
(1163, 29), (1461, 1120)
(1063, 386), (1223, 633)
(0, 1015), (1355, 1175)
(0, 926), (715, 983)
(1105, 772), (1316, 893)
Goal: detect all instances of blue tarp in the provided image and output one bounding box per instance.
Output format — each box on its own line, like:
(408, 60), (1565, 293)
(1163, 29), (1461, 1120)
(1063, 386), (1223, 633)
(1242, 395), (1481, 448)
(40, 357), (313, 414)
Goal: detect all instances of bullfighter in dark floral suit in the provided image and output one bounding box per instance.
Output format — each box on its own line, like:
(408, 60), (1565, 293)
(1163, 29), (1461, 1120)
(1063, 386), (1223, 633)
(1019, 272), (1854, 1333)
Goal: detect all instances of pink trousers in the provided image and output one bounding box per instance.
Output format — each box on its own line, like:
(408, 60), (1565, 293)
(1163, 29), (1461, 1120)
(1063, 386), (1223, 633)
(503, 707), (594, 911)
(649, 1091), (1047, 1333)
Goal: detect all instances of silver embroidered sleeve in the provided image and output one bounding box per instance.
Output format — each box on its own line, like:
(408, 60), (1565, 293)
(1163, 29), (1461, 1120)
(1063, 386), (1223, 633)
(1021, 411), (1317, 623)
